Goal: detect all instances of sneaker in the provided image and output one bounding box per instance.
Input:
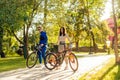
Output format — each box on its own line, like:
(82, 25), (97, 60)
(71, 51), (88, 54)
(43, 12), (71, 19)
(40, 65), (44, 69)
(35, 64), (42, 68)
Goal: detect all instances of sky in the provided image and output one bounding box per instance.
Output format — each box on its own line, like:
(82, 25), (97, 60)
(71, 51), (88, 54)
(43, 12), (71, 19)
(100, 0), (112, 20)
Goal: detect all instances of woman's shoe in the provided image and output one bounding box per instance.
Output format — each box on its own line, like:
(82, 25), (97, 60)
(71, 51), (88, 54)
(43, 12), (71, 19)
(64, 66), (68, 70)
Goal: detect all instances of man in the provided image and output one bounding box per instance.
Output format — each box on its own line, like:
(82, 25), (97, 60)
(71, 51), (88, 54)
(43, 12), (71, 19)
(37, 25), (48, 66)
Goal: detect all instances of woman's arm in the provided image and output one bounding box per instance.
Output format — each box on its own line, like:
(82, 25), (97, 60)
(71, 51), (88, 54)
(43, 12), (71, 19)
(66, 34), (71, 42)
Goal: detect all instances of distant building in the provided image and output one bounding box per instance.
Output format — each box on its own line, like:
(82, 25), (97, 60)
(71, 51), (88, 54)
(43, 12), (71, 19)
(106, 18), (120, 48)
(106, 18), (120, 34)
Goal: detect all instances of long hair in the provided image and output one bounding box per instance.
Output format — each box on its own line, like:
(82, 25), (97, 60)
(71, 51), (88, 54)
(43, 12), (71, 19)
(59, 27), (65, 36)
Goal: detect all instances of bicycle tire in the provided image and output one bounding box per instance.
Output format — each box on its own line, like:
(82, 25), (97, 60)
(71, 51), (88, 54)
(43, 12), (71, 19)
(44, 53), (57, 70)
(68, 52), (78, 72)
(26, 52), (38, 68)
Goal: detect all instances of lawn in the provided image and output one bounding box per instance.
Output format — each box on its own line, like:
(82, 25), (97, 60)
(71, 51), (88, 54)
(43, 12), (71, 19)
(103, 64), (120, 80)
(79, 57), (120, 80)
(0, 56), (26, 72)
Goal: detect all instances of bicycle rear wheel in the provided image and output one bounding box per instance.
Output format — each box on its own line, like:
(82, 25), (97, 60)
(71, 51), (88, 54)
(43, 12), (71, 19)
(44, 53), (57, 70)
(26, 52), (38, 68)
(68, 53), (78, 72)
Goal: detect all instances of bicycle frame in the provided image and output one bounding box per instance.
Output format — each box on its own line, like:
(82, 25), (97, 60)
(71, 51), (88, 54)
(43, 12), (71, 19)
(56, 49), (71, 65)
(33, 44), (50, 55)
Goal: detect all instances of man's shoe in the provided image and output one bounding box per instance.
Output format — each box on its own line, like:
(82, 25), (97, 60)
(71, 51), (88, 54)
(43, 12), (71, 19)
(35, 64), (42, 68)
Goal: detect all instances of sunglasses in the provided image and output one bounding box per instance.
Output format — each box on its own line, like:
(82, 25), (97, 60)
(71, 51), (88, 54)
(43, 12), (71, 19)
(38, 27), (41, 30)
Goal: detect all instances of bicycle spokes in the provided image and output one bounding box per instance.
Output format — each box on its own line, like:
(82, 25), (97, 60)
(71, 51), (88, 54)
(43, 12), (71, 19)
(26, 52), (38, 68)
(45, 53), (57, 70)
(69, 53), (78, 72)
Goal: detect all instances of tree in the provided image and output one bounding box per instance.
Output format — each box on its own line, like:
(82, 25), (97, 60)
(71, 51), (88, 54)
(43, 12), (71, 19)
(0, 0), (43, 58)
(112, 0), (119, 63)
(0, 0), (112, 58)
(64, 0), (106, 52)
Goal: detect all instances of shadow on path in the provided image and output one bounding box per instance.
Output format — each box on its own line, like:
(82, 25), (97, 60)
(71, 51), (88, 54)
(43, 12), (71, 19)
(0, 67), (77, 80)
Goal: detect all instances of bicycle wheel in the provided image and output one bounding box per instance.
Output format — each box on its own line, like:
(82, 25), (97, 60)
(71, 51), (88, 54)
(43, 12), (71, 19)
(44, 53), (57, 70)
(26, 52), (38, 68)
(68, 52), (78, 72)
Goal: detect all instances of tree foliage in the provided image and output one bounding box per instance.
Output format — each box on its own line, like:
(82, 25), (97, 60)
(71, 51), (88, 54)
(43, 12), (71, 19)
(0, 0), (113, 57)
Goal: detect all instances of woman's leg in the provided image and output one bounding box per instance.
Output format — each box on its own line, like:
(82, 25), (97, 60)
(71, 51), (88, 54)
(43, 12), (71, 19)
(64, 54), (68, 70)
(64, 50), (71, 70)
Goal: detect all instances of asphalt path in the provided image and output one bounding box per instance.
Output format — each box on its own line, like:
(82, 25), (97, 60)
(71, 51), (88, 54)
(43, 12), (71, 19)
(0, 54), (114, 80)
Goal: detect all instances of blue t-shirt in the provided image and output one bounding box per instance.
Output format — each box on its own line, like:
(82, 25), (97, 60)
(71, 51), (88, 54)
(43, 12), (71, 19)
(39, 31), (48, 45)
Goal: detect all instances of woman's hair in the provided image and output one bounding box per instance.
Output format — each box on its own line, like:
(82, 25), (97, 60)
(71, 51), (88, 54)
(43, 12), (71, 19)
(59, 27), (65, 36)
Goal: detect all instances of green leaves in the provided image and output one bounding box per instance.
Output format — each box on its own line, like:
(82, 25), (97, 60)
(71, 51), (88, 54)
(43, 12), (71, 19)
(0, 0), (114, 55)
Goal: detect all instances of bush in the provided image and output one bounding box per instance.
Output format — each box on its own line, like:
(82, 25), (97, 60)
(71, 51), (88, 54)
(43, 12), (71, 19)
(0, 51), (5, 58)
(16, 49), (23, 56)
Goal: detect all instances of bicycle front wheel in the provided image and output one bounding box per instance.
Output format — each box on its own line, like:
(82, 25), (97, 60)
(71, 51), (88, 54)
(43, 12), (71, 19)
(44, 53), (57, 70)
(26, 52), (38, 68)
(68, 53), (78, 72)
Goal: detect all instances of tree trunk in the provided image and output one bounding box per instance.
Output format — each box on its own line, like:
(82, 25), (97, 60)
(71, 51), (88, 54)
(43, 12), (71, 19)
(86, 0), (94, 54)
(0, 28), (5, 58)
(43, 0), (48, 29)
(75, 41), (79, 51)
(112, 0), (119, 63)
(23, 25), (28, 59)
(91, 31), (97, 53)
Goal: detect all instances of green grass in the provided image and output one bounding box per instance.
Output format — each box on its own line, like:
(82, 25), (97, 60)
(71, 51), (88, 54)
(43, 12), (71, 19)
(79, 57), (116, 80)
(103, 64), (120, 80)
(0, 56), (26, 72)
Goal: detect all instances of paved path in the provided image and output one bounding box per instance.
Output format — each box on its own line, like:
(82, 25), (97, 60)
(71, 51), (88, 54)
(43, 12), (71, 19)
(0, 54), (114, 80)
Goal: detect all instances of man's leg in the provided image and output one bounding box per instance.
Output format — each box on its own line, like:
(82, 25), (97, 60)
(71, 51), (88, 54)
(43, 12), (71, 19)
(41, 47), (46, 63)
(37, 51), (42, 64)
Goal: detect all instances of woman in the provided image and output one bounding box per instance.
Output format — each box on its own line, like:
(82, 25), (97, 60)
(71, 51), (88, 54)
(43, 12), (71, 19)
(57, 27), (71, 70)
